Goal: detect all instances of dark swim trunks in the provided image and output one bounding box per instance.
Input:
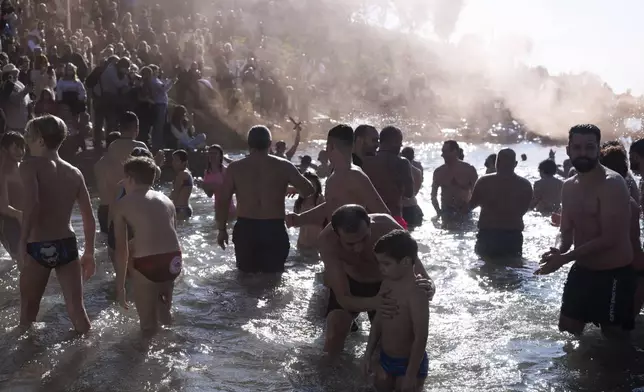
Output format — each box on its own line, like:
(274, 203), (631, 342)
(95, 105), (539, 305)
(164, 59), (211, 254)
(132, 250), (183, 283)
(380, 349), (429, 378)
(26, 237), (79, 268)
(402, 205), (424, 227)
(97, 204), (109, 234)
(475, 229), (523, 258)
(561, 264), (636, 330)
(0, 214), (20, 259)
(175, 205), (193, 218)
(232, 218), (290, 273)
(326, 274), (382, 322)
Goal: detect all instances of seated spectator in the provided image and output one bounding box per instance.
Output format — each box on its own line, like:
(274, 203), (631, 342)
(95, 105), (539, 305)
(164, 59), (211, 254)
(168, 105), (206, 150)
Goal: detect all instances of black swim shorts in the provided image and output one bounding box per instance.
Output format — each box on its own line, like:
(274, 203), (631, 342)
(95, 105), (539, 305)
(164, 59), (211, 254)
(232, 217), (290, 273)
(561, 264), (636, 330)
(27, 237), (79, 269)
(475, 228), (523, 259)
(327, 274), (382, 322)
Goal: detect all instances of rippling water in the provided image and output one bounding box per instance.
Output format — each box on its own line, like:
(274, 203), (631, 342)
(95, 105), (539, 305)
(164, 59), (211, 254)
(0, 142), (643, 392)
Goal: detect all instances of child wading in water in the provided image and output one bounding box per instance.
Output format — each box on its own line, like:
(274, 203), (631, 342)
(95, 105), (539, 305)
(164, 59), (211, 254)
(363, 230), (429, 392)
(171, 150), (194, 219)
(199, 144), (236, 219)
(293, 172), (325, 252)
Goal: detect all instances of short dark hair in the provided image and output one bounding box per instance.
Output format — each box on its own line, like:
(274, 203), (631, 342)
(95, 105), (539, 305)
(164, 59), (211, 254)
(119, 111), (139, 131)
(538, 159), (557, 176)
(401, 146), (414, 160)
(330, 204), (370, 233)
(568, 124), (601, 144)
(354, 124), (377, 141)
(600, 145), (628, 178)
(106, 131), (121, 147)
(124, 157), (157, 185)
(173, 149), (188, 162)
(131, 147), (152, 158)
(247, 125), (271, 150)
(630, 138), (644, 158)
(444, 140), (459, 151)
(328, 124), (354, 149)
(601, 140), (624, 150)
(373, 229), (418, 263)
(26, 115), (68, 149)
(379, 126), (402, 144)
(0, 131), (25, 149)
(301, 155), (312, 165)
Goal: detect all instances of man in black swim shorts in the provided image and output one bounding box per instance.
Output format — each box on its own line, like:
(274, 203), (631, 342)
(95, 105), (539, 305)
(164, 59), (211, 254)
(319, 205), (435, 359)
(537, 124), (635, 339)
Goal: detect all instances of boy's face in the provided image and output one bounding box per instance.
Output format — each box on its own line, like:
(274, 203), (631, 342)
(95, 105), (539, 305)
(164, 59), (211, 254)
(3, 142), (25, 162)
(376, 253), (411, 280)
(172, 155), (185, 171)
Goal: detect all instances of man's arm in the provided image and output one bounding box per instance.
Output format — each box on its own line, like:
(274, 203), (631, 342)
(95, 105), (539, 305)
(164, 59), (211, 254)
(0, 177), (21, 220)
(398, 158), (414, 199)
(431, 170), (441, 214)
(170, 172), (184, 203)
(519, 180), (534, 215)
(113, 202), (129, 291)
(285, 128), (302, 161)
(562, 177), (630, 261)
(411, 164), (423, 196)
(558, 182), (574, 253)
(215, 163), (235, 231)
(405, 288), (430, 380)
(19, 162), (38, 254)
(529, 181), (542, 210)
(292, 202), (327, 227)
(76, 174), (96, 256)
(469, 165), (479, 188)
(287, 162), (314, 197)
(468, 177), (484, 211)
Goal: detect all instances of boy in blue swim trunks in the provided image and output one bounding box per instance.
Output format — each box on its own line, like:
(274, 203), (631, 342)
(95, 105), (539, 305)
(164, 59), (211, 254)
(363, 230), (429, 391)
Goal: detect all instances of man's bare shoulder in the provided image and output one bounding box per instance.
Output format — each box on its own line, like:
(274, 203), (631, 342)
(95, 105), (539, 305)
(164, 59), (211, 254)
(458, 160), (476, 171)
(433, 164), (447, 174)
(370, 213), (401, 230)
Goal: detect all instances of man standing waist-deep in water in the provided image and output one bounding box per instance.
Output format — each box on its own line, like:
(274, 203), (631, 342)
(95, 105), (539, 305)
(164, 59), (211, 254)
(536, 124), (635, 340)
(216, 125), (314, 273)
(469, 148), (533, 259)
(19, 115), (96, 334)
(0, 132), (26, 262)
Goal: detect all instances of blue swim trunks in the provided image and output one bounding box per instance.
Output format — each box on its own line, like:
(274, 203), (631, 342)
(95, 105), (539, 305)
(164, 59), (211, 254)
(380, 349), (429, 378)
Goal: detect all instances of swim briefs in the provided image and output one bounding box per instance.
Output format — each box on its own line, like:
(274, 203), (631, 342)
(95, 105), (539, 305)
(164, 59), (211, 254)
(26, 237), (79, 269)
(380, 349), (429, 378)
(97, 204), (109, 234)
(232, 218), (290, 273)
(475, 228), (523, 258)
(132, 250), (183, 283)
(561, 263), (636, 330)
(393, 216), (409, 230)
(402, 205), (424, 227)
(326, 274), (381, 322)
(0, 214), (20, 259)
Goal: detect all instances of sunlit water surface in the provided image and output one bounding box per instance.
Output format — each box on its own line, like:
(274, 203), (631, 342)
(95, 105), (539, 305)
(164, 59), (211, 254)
(0, 143), (643, 392)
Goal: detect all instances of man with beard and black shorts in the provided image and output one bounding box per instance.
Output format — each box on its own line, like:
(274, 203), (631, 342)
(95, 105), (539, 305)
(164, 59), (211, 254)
(536, 124), (635, 340)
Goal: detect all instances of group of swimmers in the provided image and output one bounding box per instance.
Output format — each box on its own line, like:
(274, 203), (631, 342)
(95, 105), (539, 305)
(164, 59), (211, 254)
(2, 112), (644, 390)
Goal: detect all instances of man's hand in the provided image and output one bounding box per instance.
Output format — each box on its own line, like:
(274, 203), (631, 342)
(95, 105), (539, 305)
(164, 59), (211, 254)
(116, 287), (128, 310)
(401, 374), (417, 392)
(535, 248), (567, 275)
(80, 252), (95, 281)
(415, 274), (436, 301)
(217, 230), (229, 250)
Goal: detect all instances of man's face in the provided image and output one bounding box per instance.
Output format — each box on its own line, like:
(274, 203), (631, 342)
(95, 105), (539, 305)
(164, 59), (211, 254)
(4, 143), (24, 162)
(358, 129), (379, 156)
(567, 133), (599, 173)
(172, 155), (184, 171)
(336, 221), (370, 254)
(275, 141), (286, 155)
(441, 143), (457, 162)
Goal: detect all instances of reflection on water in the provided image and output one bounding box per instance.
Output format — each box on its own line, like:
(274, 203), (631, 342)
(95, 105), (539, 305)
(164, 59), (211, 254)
(0, 143), (643, 391)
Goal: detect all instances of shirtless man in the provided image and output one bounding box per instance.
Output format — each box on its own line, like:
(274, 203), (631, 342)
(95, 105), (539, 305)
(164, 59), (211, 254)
(112, 157), (182, 335)
(319, 205), (434, 359)
(431, 140), (478, 222)
(363, 230), (429, 392)
(316, 150), (332, 179)
(273, 122), (301, 161)
(353, 124), (379, 167)
(107, 112), (148, 166)
(287, 124), (390, 228)
(0, 132), (25, 261)
(216, 125), (314, 273)
(401, 147), (424, 227)
(469, 149), (532, 259)
(530, 159), (563, 214)
(19, 115), (96, 333)
(362, 126), (414, 229)
(536, 124), (635, 339)
(170, 150), (194, 219)
(601, 141), (640, 202)
(94, 131), (123, 233)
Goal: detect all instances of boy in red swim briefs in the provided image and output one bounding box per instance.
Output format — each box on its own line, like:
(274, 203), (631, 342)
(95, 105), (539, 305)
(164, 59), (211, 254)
(112, 157), (183, 335)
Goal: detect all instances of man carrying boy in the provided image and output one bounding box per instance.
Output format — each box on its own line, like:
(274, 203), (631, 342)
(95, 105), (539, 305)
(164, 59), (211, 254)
(19, 115), (96, 333)
(363, 230), (429, 392)
(0, 131), (25, 261)
(170, 149), (194, 219)
(112, 157), (182, 335)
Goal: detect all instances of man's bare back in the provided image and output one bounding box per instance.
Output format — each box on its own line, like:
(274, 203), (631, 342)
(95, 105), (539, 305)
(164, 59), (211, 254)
(532, 176), (563, 214)
(472, 173), (533, 231)
(362, 153), (413, 217)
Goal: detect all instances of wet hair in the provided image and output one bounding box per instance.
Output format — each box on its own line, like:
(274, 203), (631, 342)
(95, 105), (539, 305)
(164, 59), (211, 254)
(600, 145), (629, 178)
(538, 159), (557, 176)
(0, 131), (25, 150)
(26, 115), (68, 149)
(207, 144), (224, 172)
(630, 138), (644, 158)
(354, 124), (377, 141)
(131, 147), (152, 158)
(124, 157), (156, 185)
(601, 140), (624, 150)
(568, 124), (601, 144)
(327, 124), (354, 149)
(247, 125), (271, 150)
(300, 155), (312, 165)
(485, 153), (496, 167)
(173, 149), (189, 162)
(294, 172), (322, 213)
(373, 229), (418, 263)
(106, 131), (121, 147)
(379, 126), (402, 144)
(401, 146), (415, 161)
(119, 111), (138, 132)
(331, 204), (370, 233)
(444, 140), (460, 152)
